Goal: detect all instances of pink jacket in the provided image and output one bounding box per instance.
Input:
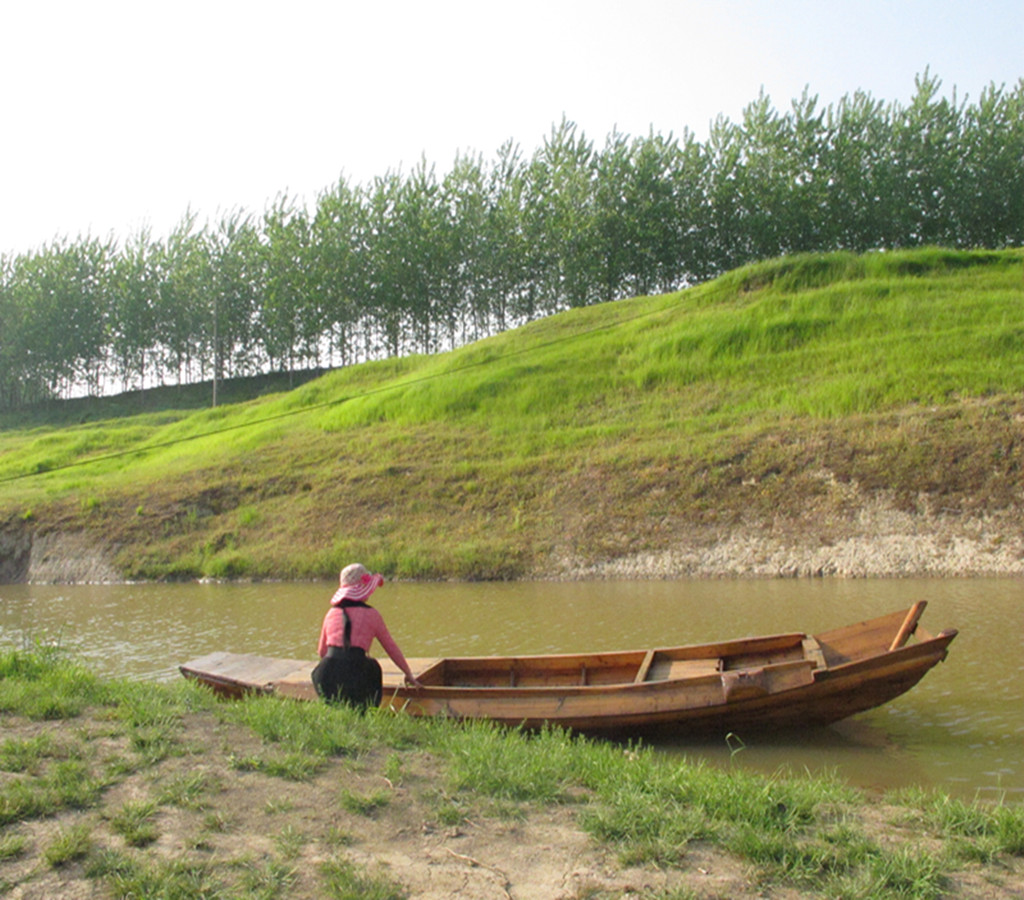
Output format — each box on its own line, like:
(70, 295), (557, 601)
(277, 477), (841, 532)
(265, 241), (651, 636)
(317, 604), (415, 682)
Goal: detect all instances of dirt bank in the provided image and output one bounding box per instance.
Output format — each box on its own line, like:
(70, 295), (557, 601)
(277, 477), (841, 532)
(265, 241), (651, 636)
(5, 495), (1023, 585)
(557, 500), (1024, 580)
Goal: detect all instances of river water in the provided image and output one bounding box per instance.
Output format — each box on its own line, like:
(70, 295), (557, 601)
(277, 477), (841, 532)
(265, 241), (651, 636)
(1, 577), (1020, 803)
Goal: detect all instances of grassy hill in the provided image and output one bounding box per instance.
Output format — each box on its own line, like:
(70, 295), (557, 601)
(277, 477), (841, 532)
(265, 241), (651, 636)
(1, 248), (1022, 582)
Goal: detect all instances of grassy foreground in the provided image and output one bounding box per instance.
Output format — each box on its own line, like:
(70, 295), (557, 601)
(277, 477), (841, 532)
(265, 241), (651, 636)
(1, 647), (1022, 899)
(0, 248), (1023, 581)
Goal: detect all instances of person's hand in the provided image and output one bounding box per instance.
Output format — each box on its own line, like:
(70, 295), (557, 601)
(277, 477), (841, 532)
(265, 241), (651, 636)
(405, 676), (423, 689)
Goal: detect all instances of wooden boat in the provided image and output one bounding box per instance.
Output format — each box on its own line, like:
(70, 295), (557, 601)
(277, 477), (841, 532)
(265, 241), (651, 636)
(179, 601), (956, 735)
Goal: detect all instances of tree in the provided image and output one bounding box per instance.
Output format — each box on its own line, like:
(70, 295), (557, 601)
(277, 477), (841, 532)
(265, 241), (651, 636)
(261, 195), (320, 374)
(481, 140), (531, 333)
(702, 113), (748, 275)
(362, 172), (407, 358)
(780, 89), (830, 254)
(391, 159), (453, 354)
(887, 70), (964, 247)
(208, 211), (263, 400)
(312, 176), (366, 367)
(9, 238), (110, 399)
(0, 252), (45, 408)
(525, 118), (599, 312)
(441, 152), (487, 346)
(822, 90), (892, 251)
(954, 80), (1024, 247)
(154, 213), (211, 386)
(594, 129), (691, 301)
(109, 228), (159, 391)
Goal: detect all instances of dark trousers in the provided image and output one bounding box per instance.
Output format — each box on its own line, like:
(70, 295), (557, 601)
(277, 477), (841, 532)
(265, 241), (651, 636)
(311, 646), (383, 711)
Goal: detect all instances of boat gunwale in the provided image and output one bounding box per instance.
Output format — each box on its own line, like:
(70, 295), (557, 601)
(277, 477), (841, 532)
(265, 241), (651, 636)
(424, 629), (811, 671)
(384, 629), (956, 699)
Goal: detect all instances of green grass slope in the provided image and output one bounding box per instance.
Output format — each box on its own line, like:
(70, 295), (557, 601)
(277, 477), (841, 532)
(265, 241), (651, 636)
(1, 248), (1022, 581)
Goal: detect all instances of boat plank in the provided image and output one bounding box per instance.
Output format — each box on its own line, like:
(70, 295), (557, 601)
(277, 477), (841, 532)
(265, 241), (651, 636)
(634, 649), (656, 683)
(648, 656), (721, 681)
(180, 652), (312, 687)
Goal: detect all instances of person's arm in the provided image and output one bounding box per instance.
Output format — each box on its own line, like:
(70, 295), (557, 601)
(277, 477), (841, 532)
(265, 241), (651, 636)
(372, 613), (422, 687)
(317, 616), (329, 658)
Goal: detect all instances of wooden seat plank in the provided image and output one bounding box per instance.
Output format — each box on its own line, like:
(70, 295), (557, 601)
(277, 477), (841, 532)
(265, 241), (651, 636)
(648, 656), (721, 682)
(634, 649), (656, 683)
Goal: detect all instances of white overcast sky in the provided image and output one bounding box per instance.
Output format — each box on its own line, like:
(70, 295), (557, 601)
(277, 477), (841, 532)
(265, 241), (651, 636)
(1, 0), (1021, 256)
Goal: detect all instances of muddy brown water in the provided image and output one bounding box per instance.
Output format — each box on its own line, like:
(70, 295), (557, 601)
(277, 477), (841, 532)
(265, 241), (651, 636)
(1, 578), (1020, 802)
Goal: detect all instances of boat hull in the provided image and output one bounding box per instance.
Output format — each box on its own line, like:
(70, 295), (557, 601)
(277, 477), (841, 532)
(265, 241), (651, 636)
(179, 603), (956, 736)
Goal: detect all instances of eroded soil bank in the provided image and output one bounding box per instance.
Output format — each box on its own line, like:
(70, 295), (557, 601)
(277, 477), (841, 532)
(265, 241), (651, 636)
(3, 496), (1023, 584)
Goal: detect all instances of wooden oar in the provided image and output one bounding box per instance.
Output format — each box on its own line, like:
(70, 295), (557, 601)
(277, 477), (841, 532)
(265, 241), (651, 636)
(888, 600), (927, 652)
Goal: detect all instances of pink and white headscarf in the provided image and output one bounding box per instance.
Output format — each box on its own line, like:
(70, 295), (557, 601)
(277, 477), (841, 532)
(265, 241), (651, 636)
(330, 563), (384, 605)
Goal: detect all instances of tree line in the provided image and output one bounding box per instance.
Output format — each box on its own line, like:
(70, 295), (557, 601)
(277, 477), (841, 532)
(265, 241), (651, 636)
(1, 72), (1021, 410)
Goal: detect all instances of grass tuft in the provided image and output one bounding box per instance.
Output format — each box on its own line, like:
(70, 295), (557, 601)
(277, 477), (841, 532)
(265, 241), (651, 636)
(87, 850), (226, 899)
(320, 855), (407, 900)
(238, 856), (298, 898)
(220, 693), (364, 757)
(338, 787), (392, 817)
(890, 786), (1024, 857)
(0, 758), (105, 826)
(44, 822), (94, 867)
(229, 750), (325, 781)
(108, 799), (160, 847)
(156, 770), (220, 810)
(0, 833), (28, 861)
(437, 721), (585, 804)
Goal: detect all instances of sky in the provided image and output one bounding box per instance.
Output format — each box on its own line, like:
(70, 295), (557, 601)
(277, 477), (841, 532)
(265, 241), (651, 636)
(1, 0), (1022, 257)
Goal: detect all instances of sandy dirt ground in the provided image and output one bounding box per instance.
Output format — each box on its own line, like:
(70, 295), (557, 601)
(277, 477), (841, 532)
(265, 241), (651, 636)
(2, 710), (1023, 900)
